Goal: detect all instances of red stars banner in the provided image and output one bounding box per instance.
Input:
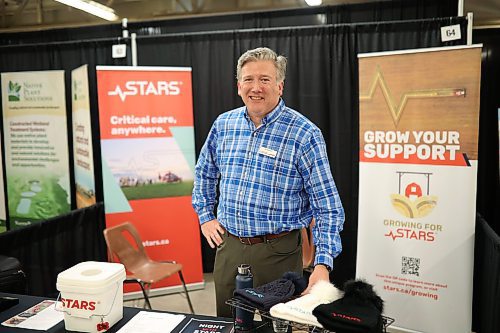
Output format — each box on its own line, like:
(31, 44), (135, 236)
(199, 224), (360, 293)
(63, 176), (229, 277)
(96, 66), (203, 295)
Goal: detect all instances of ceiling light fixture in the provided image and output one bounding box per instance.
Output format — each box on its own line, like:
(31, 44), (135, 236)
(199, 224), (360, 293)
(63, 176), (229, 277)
(305, 0), (322, 6)
(54, 0), (119, 21)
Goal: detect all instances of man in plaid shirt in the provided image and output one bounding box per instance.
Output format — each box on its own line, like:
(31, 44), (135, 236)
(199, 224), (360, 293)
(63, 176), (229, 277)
(192, 47), (345, 317)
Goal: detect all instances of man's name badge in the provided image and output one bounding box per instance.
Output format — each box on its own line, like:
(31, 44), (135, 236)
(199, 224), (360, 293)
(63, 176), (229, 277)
(258, 146), (277, 158)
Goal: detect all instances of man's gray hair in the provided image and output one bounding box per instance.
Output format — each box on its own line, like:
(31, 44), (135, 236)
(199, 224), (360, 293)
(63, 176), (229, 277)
(236, 47), (287, 83)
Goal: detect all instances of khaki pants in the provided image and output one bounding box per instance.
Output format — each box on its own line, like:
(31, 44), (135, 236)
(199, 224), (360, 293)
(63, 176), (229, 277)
(213, 229), (302, 318)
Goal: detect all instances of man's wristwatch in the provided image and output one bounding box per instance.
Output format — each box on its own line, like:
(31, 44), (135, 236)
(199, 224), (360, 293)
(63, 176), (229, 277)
(315, 263), (332, 272)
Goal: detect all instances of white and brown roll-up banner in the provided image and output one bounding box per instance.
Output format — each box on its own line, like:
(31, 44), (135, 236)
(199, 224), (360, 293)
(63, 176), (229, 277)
(356, 45), (481, 333)
(71, 65), (97, 209)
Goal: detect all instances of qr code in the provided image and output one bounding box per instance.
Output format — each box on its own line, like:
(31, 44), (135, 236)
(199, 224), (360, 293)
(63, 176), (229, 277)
(401, 256), (420, 276)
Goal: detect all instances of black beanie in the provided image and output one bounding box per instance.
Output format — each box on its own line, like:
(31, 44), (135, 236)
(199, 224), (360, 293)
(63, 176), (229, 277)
(312, 279), (384, 333)
(282, 271), (308, 295)
(233, 279), (295, 311)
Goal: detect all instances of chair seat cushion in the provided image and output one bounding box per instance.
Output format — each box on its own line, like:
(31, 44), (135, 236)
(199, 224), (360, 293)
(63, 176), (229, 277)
(129, 261), (183, 284)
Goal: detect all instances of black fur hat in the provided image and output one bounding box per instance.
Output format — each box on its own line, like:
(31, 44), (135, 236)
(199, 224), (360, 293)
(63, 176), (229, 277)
(343, 279), (384, 312)
(312, 279), (384, 333)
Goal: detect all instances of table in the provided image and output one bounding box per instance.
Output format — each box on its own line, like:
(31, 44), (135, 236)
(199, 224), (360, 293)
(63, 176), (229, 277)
(0, 293), (266, 333)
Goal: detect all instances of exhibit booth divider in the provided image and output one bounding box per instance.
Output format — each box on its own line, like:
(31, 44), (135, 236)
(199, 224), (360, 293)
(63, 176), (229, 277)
(0, 202), (106, 297)
(0, 1), (498, 332)
(473, 213), (500, 333)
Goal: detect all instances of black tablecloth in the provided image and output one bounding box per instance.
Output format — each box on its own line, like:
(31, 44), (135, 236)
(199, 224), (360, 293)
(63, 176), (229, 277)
(0, 293), (264, 333)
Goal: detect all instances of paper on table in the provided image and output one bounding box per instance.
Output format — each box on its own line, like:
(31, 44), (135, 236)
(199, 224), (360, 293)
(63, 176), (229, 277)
(116, 311), (186, 333)
(1, 300), (64, 330)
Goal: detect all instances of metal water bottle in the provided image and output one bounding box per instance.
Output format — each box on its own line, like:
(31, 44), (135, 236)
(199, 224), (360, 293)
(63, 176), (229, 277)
(235, 264), (253, 331)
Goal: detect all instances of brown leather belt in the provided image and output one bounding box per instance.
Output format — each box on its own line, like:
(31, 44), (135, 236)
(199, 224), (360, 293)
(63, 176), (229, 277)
(227, 230), (291, 245)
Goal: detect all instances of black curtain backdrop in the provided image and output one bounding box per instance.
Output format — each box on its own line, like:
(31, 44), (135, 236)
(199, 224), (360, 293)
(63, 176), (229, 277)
(0, 42), (127, 223)
(0, 203), (106, 297)
(135, 18), (467, 282)
(473, 29), (500, 235)
(0, 0), (457, 45)
(0, 15), (469, 284)
(473, 213), (500, 333)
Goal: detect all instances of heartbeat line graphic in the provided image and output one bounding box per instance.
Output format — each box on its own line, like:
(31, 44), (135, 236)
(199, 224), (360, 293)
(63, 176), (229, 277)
(385, 231), (399, 240)
(359, 66), (466, 126)
(108, 85), (129, 102)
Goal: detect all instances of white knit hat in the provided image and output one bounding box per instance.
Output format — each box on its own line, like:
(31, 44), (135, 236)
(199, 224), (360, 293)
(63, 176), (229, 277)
(269, 280), (343, 328)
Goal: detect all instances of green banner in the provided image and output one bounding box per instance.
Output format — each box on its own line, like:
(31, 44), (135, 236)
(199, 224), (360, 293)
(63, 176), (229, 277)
(1, 70), (71, 229)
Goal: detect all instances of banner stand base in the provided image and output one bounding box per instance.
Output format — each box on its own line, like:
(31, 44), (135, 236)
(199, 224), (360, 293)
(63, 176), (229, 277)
(387, 326), (424, 333)
(123, 281), (205, 301)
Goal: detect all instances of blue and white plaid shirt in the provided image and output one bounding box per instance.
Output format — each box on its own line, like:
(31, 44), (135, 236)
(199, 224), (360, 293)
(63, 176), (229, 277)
(192, 99), (344, 269)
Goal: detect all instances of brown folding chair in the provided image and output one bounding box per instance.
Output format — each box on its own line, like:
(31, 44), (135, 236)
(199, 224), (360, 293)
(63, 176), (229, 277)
(103, 221), (194, 313)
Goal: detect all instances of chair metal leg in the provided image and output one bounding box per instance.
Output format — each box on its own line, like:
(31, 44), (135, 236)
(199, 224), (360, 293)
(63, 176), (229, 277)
(141, 282), (152, 310)
(178, 271), (194, 314)
(124, 278), (152, 310)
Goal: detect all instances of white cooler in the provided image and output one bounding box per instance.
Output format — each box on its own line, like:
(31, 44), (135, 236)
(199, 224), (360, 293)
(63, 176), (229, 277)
(56, 261), (125, 332)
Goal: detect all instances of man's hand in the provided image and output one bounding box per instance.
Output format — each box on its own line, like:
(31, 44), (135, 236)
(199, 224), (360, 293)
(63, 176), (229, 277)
(302, 264), (330, 295)
(201, 219), (225, 248)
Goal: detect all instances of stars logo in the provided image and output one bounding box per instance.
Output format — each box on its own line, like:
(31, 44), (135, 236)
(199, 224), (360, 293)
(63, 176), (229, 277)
(107, 80), (181, 102)
(108, 85), (129, 102)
